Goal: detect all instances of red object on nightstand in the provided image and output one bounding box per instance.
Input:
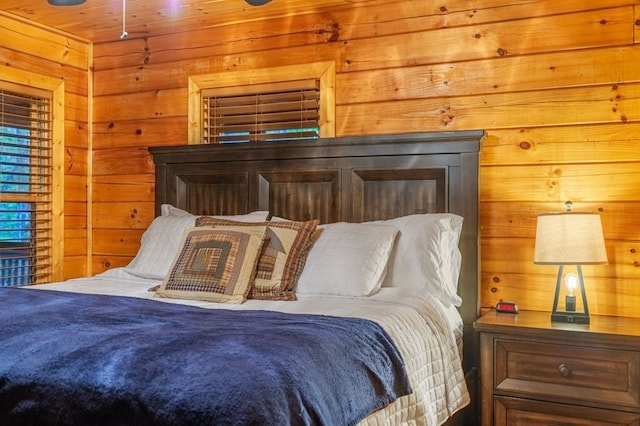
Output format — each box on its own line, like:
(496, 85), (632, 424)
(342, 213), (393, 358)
(495, 301), (518, 314)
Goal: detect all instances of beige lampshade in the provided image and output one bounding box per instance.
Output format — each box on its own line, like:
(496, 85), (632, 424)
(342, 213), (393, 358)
(534, 212), (608, 265)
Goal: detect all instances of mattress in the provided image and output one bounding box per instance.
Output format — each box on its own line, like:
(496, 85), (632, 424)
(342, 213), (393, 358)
(31, 268), (470, 425)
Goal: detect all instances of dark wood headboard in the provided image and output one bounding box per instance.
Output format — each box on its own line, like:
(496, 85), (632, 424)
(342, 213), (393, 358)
(149, 130), (484, 373)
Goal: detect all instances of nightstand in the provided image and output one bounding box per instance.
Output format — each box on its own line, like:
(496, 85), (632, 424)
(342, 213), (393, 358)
(474, 310), (640, 426)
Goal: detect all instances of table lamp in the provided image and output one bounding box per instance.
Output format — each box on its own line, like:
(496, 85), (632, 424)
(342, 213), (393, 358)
(533, 202), (608, 324)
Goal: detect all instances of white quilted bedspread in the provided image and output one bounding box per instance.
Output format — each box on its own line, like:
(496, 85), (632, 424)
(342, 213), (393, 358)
(32, 268), (470, 426)
(356, 295), (470, 426)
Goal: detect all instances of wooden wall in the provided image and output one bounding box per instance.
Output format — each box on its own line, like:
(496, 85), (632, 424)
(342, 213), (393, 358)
(57, 0), (640, 317)
(0, 13), (90, 281)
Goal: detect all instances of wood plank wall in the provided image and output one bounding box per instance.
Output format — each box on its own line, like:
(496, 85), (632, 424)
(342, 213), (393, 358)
(0, 13), (90, 280)
(14, 1), (636, 318)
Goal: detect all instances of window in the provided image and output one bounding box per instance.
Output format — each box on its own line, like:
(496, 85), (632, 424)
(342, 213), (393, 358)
(188, 62), (335, 144)
(0, 77), (62, 287)
(202, 79), (320, 144)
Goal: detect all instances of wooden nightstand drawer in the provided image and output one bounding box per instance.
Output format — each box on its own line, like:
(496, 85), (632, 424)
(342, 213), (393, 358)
(476, 311), (640, 425)
(495, 338), (640, 409)
(495, 396), (640, 426)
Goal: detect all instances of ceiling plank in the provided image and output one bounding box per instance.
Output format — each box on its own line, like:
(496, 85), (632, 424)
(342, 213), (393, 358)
(3, 0), (369, 43)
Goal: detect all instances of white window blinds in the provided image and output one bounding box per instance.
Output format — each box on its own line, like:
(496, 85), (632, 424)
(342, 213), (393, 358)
(201, 79), (320, 144)
(0, 87), (53, 286)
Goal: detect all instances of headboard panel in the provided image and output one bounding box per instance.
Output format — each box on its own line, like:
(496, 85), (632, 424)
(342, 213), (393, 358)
(352, 168), (446, 221)
(150, 130), (485, 373)
(258, 170), (340, 223)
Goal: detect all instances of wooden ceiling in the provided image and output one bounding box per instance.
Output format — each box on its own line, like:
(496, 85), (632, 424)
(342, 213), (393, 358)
(3, 0), (359, 43)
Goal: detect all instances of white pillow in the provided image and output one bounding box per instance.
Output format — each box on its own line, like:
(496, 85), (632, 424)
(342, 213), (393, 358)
(160, 204), (269, 222)
(376, 214), (463, 307)
(296, 222), (398, 297)
(124, 205), (269, 280)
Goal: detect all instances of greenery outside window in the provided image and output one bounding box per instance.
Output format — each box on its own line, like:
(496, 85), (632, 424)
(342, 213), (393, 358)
(0, 73), (64, 287)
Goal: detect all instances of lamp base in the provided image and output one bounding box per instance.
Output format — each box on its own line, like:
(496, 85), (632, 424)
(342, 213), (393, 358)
(551, 311), (590, 324)
(550, 265), (591, 325)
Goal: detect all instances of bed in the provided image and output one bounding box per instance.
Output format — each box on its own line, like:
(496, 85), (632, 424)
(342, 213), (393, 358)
(0, 130), (484, 425)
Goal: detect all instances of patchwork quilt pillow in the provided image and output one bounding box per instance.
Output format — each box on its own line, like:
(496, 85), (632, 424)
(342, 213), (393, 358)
(195, 217), (319, 301)
(125, 205), (269, 280)
(155, 226), (268, 304)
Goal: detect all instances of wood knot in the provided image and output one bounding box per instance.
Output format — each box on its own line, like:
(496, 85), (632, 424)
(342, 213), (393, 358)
(519, 141), (532, 150)
(327, 23), (340, 42)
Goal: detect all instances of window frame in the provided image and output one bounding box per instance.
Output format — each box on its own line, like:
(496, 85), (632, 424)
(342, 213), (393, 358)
(188, 62), (335, 144)
(0, 68), (64, 285)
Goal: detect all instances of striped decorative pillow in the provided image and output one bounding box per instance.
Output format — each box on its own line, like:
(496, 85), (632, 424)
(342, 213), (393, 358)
(195, 217), (318, 301)
(156, 226), (268, 304)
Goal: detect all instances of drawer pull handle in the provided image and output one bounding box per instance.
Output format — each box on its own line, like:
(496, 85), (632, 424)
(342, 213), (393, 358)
(557, 363), (571, 377)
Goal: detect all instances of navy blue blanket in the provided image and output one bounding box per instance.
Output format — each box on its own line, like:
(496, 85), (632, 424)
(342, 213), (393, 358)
(0, 287), (411, 425)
